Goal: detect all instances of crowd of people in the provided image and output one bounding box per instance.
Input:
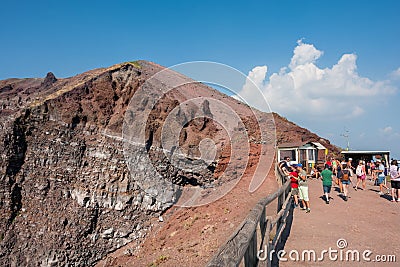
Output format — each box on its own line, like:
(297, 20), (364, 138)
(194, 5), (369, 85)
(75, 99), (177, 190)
(279, 156), (400, 212)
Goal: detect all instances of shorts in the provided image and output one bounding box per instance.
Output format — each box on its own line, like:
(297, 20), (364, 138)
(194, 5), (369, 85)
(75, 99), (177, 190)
(357, 175), (366, 180)
(378, 176), (385, 185)
(323, 185), (331, 193)
(298, 186), (309, 201)
(291, 187), (299, 195)
(341, 180), (350, 185)
(391, 180), (400, 189)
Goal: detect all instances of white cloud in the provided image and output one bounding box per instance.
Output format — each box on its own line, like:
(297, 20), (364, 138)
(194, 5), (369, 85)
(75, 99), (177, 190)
(390, 67), (400, 80)
(379, 126), (400, 141)
(236, 40), (397, 119)
(237, 65), (269, 110)
(246, 65), (267, 87)
(350, 106), (365, 117)
(381, 126), (393, 134)
(289, 39), (323, 70)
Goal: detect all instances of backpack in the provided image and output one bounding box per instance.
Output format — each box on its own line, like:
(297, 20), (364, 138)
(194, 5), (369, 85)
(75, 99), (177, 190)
(342, 171), (349, 181)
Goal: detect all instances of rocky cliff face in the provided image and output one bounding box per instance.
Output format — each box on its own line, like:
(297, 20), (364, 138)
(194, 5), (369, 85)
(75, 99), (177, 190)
(0, 64), (153, 266)
(0, 61), (276, 266)
(0, 60), (338, 266)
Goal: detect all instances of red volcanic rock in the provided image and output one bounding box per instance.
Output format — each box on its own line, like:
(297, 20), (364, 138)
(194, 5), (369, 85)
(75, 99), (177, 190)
(273, 113), (341, 157)
(0, 61), (339, 266)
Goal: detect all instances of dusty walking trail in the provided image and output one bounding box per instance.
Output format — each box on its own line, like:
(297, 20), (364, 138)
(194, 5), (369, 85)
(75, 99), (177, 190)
(97, 171), (399, 267)
(278, 175), (400, 266)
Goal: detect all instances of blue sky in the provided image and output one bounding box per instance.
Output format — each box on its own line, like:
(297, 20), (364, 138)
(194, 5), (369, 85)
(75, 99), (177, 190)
(1, 0), (400, 158)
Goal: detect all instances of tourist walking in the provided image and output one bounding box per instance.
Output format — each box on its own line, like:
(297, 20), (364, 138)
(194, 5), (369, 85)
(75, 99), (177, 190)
(355, 160), (366, 190)
(376, 159), (390, 195)
(366, 161), (371, 176)
(332, 158), (338, 176)
(296, 164), (310, 212)
(325, 158), (332, 169)
(341, 164), (351, 201)
(371, 160), (377, 182)
(389, 160), (400, 202)
(320, 165), (333, 204)
(289, 166), (300, 207)
(336, 161), (344, 194)
(347, 158), (355, 177)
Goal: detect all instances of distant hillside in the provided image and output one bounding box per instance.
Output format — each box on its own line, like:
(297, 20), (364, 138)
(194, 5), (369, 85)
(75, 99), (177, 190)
(273, 113), (342, 157)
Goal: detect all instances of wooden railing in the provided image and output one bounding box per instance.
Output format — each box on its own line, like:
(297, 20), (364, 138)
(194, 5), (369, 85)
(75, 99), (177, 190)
(207, 166), (292, 267)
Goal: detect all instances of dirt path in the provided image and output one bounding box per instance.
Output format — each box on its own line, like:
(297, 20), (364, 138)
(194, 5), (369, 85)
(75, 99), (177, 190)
(278, 175), (400, 266)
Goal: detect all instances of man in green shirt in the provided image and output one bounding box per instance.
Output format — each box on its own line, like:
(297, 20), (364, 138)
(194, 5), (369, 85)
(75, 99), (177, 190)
(321, 165), (333, 204)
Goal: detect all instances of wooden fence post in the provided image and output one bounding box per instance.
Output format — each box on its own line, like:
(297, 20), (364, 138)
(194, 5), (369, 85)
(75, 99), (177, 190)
(206, 168), (291, 267)
(244, 231), (257, 267)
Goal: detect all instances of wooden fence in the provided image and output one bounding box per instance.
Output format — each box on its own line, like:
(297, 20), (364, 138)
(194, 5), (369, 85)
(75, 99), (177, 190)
(206, 166), (292, 267)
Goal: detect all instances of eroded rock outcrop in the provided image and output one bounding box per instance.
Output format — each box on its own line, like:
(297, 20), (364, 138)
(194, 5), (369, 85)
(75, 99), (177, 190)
(0, 61), (277, 266)
(0, 63), (156, 266)
(0, 60), (341, 266)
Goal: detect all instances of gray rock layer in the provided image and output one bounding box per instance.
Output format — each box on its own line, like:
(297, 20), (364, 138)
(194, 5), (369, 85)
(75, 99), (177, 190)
(0, 62), (216, 266)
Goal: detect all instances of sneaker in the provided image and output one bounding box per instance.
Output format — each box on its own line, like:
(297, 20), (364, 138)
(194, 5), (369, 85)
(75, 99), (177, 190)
(300, 207), (306, 210)
(306, 209), (311, 213)
(391, 199), (396, 202)
(378, 192), (383, 195)
(326, 200), (329, 204)
(344, 196), (348, 201)
(354, 186), (357, 191)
